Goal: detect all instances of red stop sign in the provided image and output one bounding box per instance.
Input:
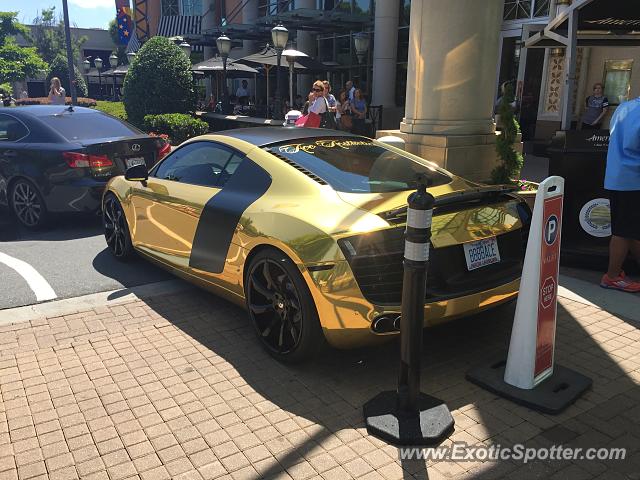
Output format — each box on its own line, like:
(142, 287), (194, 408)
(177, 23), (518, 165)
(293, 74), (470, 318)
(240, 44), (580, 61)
(540, 276), (556, 309)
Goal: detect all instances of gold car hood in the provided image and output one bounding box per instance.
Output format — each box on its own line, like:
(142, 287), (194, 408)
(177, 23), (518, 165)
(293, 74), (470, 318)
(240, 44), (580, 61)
(336, 178), (523, 248)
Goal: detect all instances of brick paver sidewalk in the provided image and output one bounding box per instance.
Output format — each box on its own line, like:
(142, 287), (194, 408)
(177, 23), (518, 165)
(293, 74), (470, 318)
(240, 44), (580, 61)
(0, 288), (638, 480)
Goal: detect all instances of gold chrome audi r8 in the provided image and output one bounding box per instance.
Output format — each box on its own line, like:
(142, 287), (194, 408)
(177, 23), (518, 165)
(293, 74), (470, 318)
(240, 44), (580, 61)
(103, 128), (531, 362)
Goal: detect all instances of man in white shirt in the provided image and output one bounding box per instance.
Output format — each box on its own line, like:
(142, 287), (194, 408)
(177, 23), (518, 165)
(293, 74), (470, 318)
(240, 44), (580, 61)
(346, 80), (356, 102)
(235, 80), (249, 101)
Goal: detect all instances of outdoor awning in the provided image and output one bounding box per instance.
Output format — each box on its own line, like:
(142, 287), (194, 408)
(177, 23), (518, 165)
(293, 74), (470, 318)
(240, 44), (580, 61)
(158, 15), (203, 52)
(101, 65), (129, 76)
(525, 0), (640, 48)
(126, 34), (140, 53)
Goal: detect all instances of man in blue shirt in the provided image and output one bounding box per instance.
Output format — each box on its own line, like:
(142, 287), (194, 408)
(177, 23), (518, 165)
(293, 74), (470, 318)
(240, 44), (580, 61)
(601, 97), (640, 292)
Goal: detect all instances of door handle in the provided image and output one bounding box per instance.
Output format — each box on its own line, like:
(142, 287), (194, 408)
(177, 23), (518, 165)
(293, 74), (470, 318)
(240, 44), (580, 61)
(2, 150), (17, 158)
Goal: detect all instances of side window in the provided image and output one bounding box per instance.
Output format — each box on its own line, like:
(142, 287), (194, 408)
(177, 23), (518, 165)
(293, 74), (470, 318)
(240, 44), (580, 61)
(0, 115), (28, 142)
(153, 142), (238, 187)
(217, 154), (244, 187)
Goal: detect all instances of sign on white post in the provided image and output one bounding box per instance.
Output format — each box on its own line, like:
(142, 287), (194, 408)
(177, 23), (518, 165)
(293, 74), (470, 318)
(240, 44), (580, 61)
(504, 176), (565, 390)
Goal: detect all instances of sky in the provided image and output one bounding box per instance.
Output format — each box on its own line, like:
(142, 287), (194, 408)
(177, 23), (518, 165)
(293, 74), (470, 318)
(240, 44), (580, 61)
(1, 0), (116, 29)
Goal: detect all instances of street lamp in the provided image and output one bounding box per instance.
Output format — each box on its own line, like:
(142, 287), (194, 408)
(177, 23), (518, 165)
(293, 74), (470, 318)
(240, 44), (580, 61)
(109, 53), (118, 100)
(216, 34), (232, 114)
(354, 31), (370, 93)
(271, 24), (288, 119)
(285, 53), (296, 112)
(82, 59), (91, 97)
(94, 57), (103, 100)
(179, 41), (192, 57)
(127, 51), (136, 64)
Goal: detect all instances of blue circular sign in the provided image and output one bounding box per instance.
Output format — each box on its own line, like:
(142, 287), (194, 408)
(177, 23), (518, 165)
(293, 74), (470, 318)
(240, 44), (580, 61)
(544, 214), (559, 245)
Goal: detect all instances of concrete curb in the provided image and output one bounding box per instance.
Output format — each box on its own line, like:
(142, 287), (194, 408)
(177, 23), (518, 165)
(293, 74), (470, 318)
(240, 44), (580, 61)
(0, 279), (195, 327)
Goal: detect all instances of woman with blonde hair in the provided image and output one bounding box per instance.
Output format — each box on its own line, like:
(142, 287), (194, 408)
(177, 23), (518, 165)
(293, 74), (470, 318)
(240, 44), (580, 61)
(48, 77), (66, 105)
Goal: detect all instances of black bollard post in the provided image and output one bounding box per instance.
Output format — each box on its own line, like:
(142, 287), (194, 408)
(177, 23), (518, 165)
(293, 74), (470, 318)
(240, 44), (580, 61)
(363, 174), (455, 446)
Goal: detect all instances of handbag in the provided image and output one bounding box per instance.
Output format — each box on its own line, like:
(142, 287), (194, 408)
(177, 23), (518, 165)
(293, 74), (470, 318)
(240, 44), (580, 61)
(340, 113), (353, 130)
(320, 97), (337, 129)
(295, 111), (321, 128)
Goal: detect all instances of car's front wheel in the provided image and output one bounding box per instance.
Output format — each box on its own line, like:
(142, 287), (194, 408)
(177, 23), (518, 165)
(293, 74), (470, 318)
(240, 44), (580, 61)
(246, 249), (323, 363)
(10, 179), (48, 229)
(103, 194), (134, 260)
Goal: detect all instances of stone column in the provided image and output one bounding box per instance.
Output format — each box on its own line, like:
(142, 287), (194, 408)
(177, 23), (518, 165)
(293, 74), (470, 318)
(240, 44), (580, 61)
(371, 0), (399, 108)
(295, 0), (316, 97)
(379, 0), (504, 181)
(241, 0), (259, 56)
(202, 0), (216, 98)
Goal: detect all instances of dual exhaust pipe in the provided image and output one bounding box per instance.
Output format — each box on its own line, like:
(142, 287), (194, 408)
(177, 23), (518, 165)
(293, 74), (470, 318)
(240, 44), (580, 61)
(371, 314), (402, 334)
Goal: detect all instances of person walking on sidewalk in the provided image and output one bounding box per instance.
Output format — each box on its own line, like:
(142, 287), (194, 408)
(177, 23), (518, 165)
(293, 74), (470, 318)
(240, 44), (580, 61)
(601, 96), (640, 292)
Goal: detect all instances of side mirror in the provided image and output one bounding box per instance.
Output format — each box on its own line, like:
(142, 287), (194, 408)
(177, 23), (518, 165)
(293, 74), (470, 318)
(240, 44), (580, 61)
(125, 164), (148, 182)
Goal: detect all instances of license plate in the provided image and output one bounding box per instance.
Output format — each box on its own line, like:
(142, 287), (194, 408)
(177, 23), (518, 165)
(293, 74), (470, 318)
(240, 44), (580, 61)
(463, 237), (501, 271)
(125, 156), (145, 168)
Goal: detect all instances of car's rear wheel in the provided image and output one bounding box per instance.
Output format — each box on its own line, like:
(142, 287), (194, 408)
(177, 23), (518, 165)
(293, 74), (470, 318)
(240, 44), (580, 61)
(246, 249), (323, 363)
(103, 194), (134, 260)
(10, 179), (48, 229)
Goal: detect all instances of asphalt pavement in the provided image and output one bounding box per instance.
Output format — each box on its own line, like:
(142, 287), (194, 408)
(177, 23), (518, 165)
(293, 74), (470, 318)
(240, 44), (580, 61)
(0, 207), (173, 310)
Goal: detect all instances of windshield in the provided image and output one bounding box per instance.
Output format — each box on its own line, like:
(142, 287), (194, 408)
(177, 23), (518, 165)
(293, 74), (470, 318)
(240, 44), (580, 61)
(39, 111), (141, 141)
(267, 137), (452, 193)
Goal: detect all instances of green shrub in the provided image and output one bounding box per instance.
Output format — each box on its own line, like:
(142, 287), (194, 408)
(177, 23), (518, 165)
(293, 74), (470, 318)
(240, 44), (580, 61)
(143, 113), (208, 145)
(0, 82), (12, 95)
(14, 97), (96, 106)
(123, 36), (195, 126)
(47, 54), (88, 97)
(94, 101), (127, 121)
(492, 84), (523, 184)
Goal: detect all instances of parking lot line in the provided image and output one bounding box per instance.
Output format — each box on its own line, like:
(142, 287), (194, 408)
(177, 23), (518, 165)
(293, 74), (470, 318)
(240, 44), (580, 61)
(0, 251), (57, 302)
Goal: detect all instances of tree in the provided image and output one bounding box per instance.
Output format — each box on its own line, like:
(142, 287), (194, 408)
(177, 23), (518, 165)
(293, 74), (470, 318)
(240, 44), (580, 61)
(31, 6), (86, 65)
(491, 84), (524, 184)
(123, 36), (196, 126)
(0, 12), (47, 84)
(108, 19), (127, 66)
(47, 54), (87, 97)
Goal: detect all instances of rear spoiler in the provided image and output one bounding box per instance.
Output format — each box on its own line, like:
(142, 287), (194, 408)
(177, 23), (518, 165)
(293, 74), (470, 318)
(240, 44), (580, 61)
(379, 185), (520, 224)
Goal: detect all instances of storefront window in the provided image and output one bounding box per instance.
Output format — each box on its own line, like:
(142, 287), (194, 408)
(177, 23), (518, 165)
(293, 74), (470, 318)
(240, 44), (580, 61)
(181, 0), (202, 15)
(503, 0), (532, 20)
(395, 63), (407, 107)
(161, 0), (179, 16)
(400, 0), (410, 26)
(603, 60), (633, 105)
(397, 26), (409, 63)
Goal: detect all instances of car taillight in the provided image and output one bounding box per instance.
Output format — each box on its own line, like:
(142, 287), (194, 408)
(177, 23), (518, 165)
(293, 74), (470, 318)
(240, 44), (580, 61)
(157, 141), (171, 160)
(63, 151), (113, 168)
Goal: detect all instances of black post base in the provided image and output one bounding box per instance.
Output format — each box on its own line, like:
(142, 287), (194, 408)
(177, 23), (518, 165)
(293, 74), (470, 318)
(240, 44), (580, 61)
(363, 391), (454, 446)
(466, 358), (592, 415)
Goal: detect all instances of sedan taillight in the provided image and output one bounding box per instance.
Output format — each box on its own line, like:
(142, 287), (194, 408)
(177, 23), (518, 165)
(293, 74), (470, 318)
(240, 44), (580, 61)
(63, 151), (113, 168)
(157, 142), (171, 161)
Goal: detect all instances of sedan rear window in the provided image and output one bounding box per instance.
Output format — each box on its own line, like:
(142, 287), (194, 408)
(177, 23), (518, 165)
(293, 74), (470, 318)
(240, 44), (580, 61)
(268, 137), (452, 193)
(39, 112), (141, 141)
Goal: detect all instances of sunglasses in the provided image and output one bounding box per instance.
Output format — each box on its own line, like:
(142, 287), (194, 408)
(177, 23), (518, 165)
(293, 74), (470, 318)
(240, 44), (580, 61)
(312, 88), (323, 92)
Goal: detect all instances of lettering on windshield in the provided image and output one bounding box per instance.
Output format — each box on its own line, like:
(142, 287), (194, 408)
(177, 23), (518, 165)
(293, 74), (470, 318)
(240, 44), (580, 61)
(278, 139), (372, 155)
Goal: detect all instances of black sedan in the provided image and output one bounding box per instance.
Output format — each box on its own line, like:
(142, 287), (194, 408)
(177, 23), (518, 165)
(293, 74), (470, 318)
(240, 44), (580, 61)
(0, 105), (171, 228)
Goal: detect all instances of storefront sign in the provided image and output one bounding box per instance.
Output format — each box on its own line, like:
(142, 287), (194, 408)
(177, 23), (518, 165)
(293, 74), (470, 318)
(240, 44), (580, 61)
(579, 198), (611, 238)
(534, 195), (563, 383)
(563, 130), (610, 151)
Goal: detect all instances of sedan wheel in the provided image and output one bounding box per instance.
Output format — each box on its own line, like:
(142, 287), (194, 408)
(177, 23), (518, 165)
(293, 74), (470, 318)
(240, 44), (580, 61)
(246, 250), (323, 362)
(10, 180), (46, 229)
(103, 195), (134, 260)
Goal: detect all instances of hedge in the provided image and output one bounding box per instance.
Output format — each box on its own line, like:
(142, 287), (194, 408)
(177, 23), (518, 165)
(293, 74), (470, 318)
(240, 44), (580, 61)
(143, 113), (208, 145)
(93, 101), (127, 121)
(123, 37), (195, 126)
(15, 97), (97, 107)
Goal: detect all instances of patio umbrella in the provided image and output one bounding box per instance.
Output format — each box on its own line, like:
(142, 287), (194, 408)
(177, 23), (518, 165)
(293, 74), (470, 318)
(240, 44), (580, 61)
(237, 46), (328, 114)
(191, 57), (259, 77)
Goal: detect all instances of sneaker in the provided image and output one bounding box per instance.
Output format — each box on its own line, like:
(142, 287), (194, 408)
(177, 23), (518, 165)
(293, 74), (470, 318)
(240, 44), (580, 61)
(600, 271), (640, 293)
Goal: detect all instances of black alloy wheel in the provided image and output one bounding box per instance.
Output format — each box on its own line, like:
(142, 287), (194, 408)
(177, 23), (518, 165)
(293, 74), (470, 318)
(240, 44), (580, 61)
(103, 194), (134, 260)
(246, 250), (322, 362)
(10, 179), (47, 228)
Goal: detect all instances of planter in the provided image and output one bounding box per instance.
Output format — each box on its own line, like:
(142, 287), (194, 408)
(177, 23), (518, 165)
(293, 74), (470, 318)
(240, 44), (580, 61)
(516, 190), (537, 211)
